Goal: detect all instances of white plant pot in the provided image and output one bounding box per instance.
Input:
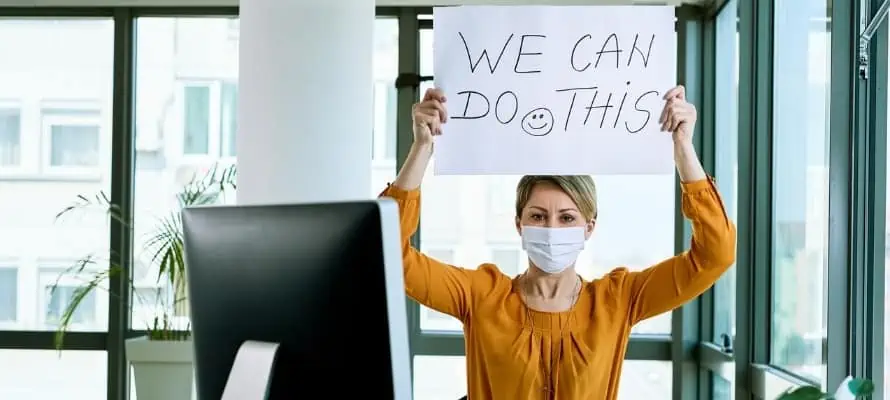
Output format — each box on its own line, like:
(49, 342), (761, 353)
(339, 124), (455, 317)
(126, 337), (195, 400)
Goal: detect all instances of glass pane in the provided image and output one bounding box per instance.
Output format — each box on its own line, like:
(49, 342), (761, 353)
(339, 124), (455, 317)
(0, 18), (114, 332)
(713, 0), (739, 343)
(0, 107), (21, 166)
(412, 356), (670, 399)
(372, 17), (399, 195)
(183, 85), (211, 154)
(712, 372), (734, 400)
(50, 125), (101, 167)
(133, 17), (241, 330)
(417, 29), (674, 334)
(0, 266), (17, 324)
(220, 82), (238, 157)
(617, 361), (672, 399)
(132, 17), (400, 330)
(770, 0), (829, 384)
(0, 350), (106, 399)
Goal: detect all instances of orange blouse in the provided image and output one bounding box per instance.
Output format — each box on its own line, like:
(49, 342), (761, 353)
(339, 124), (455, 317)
(379, 178), (736, 400)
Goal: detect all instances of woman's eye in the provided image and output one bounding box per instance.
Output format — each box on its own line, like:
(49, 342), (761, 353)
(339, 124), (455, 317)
(561, 215), (576, 223)
(531, 214), (544, 221)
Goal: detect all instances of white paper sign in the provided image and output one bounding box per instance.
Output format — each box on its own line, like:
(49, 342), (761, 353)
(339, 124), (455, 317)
(432, 6), (677, 175)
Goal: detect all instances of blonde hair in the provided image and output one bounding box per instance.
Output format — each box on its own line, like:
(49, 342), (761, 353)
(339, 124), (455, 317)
(515, 175), (598, 220)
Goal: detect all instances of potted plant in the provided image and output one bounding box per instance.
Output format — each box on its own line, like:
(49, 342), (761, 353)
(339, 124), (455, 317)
(51, 163), (237, 400)
(777, 376), (874, 399)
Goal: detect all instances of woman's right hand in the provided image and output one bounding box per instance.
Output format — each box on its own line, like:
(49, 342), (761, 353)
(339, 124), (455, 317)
(412, 88), (448, 146)
(392, 88), (447, 190)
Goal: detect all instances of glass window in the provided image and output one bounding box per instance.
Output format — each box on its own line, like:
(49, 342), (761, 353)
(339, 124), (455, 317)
(373, 81), (398, 161)
(417, 28), (675, 335)
(491, 247), (521, 277)
(39, 267), (101, 331)
(713, 0), (739, 343)
(712, 373), (734, 400)
(412, 356), (671, 399)
(133, 17), (241, 329)
(0, 350), (106, 400)
(372, 17), (399, 195)
(132, 17), (400, 329)
(0, 107), (21, 167)
(182, 84), (211, 155)
(0, 267), (17, 324)
(0, 18), (113, 332)
(770, 0), (829, 384)
(44, 285), (97, 330)
(220, 81), (238, 157)
(41, 106), (102, 170)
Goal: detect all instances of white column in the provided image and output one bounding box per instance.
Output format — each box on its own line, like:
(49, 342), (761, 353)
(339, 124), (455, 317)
(237, 1), (374, 205)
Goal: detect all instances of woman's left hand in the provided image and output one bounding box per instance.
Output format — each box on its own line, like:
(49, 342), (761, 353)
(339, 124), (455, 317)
(659, 85), (697, 143)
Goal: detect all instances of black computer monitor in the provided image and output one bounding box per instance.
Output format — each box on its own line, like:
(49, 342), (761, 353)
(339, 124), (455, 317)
(181, 199), (411, 399)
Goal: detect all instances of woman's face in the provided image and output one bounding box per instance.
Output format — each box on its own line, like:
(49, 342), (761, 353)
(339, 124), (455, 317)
(515, 182), (595, 239)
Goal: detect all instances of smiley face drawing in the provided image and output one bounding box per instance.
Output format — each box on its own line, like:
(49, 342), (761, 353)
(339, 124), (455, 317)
(520, 107), (555, 136)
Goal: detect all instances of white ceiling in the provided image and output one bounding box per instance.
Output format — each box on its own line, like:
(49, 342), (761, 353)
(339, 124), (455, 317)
(0, 0), (710, 7)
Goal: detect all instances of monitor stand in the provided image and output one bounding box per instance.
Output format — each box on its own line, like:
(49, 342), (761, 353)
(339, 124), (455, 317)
(220, 340), (281, 400)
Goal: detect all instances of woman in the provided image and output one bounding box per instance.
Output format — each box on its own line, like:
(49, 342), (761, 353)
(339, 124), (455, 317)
(379, 86), (736, 400)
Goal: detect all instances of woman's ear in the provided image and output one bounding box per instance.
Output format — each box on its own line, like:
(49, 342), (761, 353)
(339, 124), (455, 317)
(584, 218), (596, 240)
(515, 216), (522, 236)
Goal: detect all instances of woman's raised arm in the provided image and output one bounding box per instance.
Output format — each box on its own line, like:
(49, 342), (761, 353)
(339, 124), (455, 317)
(379, 88), (494, 323)
(611, 85), (736, 324)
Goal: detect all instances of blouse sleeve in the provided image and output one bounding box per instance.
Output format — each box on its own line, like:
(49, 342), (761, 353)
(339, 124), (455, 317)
(615, 177), (737, 325)
(379, 184), (497, 322)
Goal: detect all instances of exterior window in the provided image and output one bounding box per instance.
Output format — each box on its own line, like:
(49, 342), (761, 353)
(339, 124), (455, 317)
(180, 81), (238, 158)
(41, 106), (102, 172)
(183, 84), (211, 155)
(220, 82), (238, 157)
(0, 108), (21, 167)
(40, 268), (100, 330)
(372, 81), (397, 162)
(0, 267), (17, 323)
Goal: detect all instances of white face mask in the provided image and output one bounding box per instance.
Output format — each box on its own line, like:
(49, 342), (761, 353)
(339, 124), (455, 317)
(520, 226), (587, 274)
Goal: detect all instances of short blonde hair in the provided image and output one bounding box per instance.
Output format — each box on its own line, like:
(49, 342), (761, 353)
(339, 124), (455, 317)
(515, 175), (598, 220)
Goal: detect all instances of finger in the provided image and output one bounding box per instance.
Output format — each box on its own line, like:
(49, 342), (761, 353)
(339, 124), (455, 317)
(425, 87), (447, 103)
(659, 98), (676, 124)
(662, 85), (686, 101)
(670, 111), (691, 132)
(422, 88), (435, 102)
(425, 100), (448, 122)
(661, 104), (674, 131)
(418, 109), (441, 127)
(661, 85), (685, 100)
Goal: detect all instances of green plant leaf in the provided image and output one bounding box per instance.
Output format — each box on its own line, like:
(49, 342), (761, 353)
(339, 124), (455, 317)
(776, 386), (831, 400)
(846, 378), (874, 396)
(53, 162), (236, 346)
